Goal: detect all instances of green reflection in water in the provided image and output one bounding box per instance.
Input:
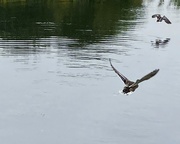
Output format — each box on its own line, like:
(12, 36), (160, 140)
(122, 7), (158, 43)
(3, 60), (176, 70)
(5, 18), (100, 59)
(169, 0), (180, 7)
(0, 0), (143, 43)
(155, 0), (180, 7)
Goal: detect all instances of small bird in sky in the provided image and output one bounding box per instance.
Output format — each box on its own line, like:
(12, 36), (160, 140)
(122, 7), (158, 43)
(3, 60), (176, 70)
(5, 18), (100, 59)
(109, 59), (159, 95)
(152, 14), (171, 24)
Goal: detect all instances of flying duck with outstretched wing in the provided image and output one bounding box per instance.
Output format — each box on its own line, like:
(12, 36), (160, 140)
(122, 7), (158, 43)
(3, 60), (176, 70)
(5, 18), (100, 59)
(152, 14), (171, 24)
(109, 59), (159, 95)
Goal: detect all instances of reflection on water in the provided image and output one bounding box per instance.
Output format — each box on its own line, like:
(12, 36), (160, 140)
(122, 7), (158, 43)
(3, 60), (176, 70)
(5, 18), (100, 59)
(0, 0), (143, 42)
(147, 0), (180, 8)
(151, 38), (170, 48)
(0, 0), (147, 68)
(169, 0), (180, 7)
(0, 0), (180, 144)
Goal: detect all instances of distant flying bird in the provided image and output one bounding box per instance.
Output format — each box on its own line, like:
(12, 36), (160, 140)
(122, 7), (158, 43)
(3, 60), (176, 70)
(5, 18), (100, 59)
(109, 59), (159, 95)
(152, 14), (171, 24)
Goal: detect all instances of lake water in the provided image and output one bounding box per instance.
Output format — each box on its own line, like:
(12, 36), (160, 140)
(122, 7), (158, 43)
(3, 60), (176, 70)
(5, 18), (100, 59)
(0, 0), (180, 144)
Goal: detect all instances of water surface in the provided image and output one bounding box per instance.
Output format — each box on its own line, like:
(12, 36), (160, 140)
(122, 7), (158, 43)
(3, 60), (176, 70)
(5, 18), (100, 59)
(0, 0), (180, 144)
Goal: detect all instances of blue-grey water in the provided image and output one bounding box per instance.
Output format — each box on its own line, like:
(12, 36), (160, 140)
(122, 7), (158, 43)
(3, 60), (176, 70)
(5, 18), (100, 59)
(0, 0), (180, 144)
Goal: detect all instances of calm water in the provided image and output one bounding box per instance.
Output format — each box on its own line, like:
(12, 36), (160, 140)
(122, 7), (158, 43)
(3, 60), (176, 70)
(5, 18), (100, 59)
(0, 0), (180, 144)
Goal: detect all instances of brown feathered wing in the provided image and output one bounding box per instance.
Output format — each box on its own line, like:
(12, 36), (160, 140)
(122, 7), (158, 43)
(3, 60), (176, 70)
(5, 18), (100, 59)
(134, 69), (159, 85)
(109, 59), (134, 86)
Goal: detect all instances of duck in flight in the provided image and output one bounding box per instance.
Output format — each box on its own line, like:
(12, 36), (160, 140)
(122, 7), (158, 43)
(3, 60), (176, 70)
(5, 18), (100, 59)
(152, 14), (171, 24)
(109, 59), (159, 95)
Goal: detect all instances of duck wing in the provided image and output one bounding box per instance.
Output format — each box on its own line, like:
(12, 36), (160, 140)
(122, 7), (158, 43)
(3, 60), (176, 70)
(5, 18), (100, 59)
(162, 16), (171, 24)
(109, 59), (133, 85)
(135, 69), (159, 85)
(152, 14), (161, 18)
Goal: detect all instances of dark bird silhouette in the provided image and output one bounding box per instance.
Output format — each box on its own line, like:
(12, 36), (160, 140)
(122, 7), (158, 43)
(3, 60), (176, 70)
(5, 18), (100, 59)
(109, 59), (159, 95)
(152, 14), (171, 24)
(151, 38), (170, 48)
